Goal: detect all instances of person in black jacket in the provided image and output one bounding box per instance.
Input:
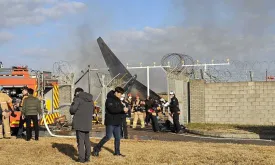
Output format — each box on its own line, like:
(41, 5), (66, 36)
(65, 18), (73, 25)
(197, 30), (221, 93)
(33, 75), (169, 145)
(70, 88), (94, 163)
(165, 91), (181, 133)
(145, 97), (153, 126)
(92, 87), (128, 157)
(17, 86), (29, 139)
(149, 99), (160, 132)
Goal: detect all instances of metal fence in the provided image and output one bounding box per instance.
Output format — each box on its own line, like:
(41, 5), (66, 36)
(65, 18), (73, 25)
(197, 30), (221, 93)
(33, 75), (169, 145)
(161, 54), (275, 82)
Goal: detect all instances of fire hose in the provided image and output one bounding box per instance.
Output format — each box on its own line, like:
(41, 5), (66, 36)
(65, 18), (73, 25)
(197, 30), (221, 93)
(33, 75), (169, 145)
(42, 113), (100, 139)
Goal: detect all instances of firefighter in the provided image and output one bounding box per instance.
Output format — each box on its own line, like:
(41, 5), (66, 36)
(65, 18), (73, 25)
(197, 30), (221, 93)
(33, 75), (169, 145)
(17, 86), (29, 138)
(0, 86), (14, 139)
(164, 91), (181, 133)
(132, 95), (145, 128)
(149, 99), (160, 132)
(126, 94), (133, 118)
(145, 97), (153, 126)
(120, 94), (128, 139)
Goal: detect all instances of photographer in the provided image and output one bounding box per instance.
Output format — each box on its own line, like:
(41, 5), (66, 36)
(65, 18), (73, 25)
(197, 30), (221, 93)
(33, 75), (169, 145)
(93, 87), (128, 157)
(70, 87), (94, 163)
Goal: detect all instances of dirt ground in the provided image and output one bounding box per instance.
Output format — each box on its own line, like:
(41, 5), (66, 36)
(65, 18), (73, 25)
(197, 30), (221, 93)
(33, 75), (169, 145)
(1, 137), (275, 165)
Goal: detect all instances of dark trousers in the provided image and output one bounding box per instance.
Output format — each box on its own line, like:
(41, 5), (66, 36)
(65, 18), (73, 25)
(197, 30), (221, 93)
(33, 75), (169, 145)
(76, 130), (91, 162)
(150, 114), (160, 132)
(17, 115), (25, 137)
(94, 125), (121, 154)
(145, 111), (151, 124)
(121, 117), (128, 138)
(25, 115), (39, 140)
(173, 113), (181, 133)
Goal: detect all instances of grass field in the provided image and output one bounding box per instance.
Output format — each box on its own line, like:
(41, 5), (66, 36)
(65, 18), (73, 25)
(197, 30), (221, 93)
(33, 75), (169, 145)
(1, 137), (275, 165)
(187, 123), (275, 134)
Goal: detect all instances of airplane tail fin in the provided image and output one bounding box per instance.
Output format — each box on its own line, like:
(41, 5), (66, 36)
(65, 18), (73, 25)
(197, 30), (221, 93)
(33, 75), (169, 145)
(97, 37), (131, 80)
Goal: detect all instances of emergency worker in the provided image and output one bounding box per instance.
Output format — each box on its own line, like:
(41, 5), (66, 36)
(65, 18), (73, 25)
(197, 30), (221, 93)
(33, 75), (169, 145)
(126, 94), (133, 118)
(132, 95), (145, 128)
(120, 94), (128, 139)
(145, 97), (153, 126)
(17, 86), (29, 138)
(0, 86), (14, 139)
(149, 99), (160, 132)
(165, 91), (181, 133)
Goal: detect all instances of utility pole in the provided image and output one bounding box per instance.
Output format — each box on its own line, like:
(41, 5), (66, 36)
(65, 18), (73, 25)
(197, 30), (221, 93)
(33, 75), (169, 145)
(126, 62), (170, 97)
(88, 65), (91, 94)
(101, 74), (106, 125)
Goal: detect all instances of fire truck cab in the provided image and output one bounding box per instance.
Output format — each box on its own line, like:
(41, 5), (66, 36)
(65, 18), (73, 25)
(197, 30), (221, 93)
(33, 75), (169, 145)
(0, 62), (58, 128)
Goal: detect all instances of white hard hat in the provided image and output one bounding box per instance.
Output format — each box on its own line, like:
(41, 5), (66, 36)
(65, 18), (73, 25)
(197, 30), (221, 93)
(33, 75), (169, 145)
(169, 91), (175, 95)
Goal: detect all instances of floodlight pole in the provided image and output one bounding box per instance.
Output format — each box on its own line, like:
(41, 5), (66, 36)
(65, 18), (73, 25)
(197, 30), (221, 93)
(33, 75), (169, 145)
(126, 62), (170, 97)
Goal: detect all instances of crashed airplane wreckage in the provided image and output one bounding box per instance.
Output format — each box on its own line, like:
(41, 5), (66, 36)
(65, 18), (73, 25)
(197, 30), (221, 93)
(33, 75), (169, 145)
(97, 37), (161, 100)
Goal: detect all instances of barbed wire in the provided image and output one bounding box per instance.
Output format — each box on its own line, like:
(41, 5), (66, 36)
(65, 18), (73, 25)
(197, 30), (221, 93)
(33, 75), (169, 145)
(167, 59), (275, 82)
(161, 53), (195, 75)
(52, 61), (74, 84)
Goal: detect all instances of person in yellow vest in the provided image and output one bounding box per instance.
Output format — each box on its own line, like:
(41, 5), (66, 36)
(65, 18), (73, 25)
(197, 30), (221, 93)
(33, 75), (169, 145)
(17, 86), (29, 138)
(0, 86), (14, 139)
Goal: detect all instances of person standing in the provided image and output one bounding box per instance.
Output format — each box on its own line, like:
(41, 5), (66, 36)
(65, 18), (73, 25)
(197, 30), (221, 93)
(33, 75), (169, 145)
(17, 86), (29, 138)
(126, 94), (133, 119)
(120, 94), (129, 139)
(132, 95), (145, 129)
(145, 97), (153, 126)
(0, 86), (14, 139)
(92, 87), (128, 157)
(22, 88), (42, 141)
(165, 91), (181, 133)
(70, 87), (94, 163)
(149, 99), (160, 132)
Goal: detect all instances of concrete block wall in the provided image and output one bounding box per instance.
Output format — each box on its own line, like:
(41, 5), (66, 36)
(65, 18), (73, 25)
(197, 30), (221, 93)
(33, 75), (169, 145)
(190, 80), (205, 123)
(204, 81), (275, 125)
(59, 85), (72, 104)
(58, 85), (73, 123)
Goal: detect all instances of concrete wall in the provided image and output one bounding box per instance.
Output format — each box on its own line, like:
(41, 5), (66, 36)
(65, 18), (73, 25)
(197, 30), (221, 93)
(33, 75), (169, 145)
(58, 85), (73, 123)
(190, 80), (205, 123)
(59, 85), (72, 104)
(168, 74), (189, 124)
(190, 80), (275, 125)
